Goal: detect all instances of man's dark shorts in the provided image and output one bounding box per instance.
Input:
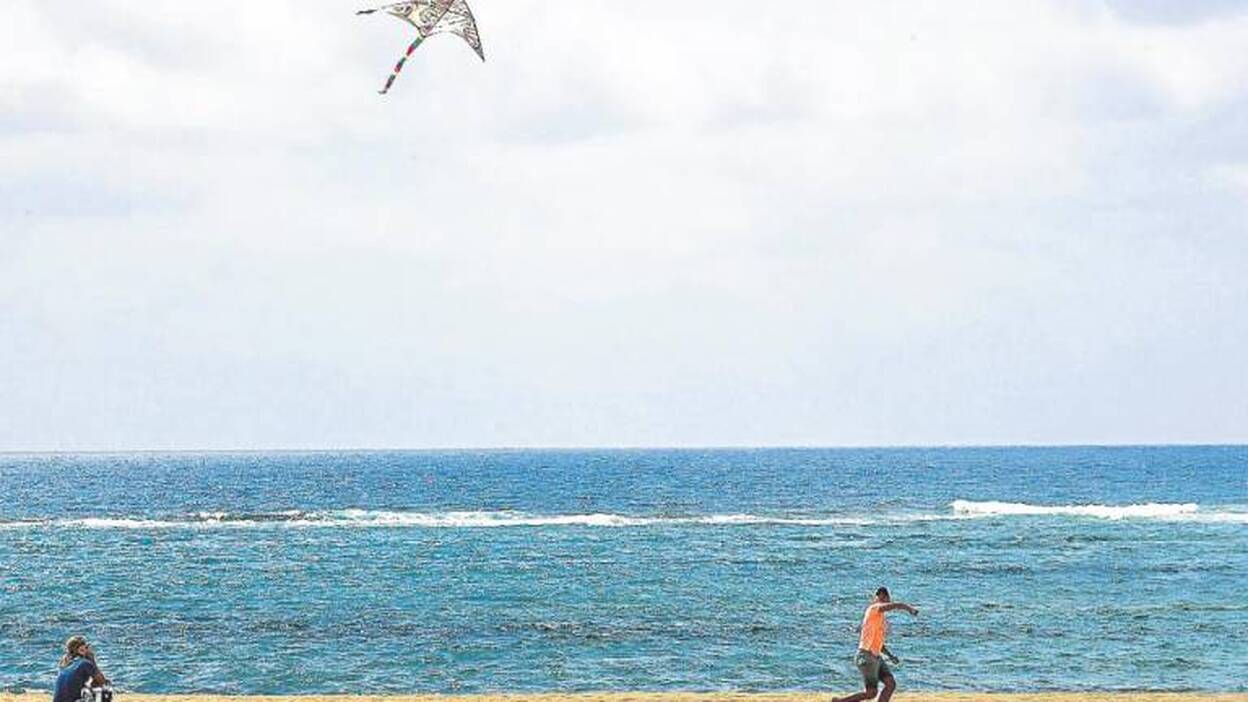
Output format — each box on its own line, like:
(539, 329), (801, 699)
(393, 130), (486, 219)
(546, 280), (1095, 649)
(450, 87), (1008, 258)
(854, 648), (892, 688)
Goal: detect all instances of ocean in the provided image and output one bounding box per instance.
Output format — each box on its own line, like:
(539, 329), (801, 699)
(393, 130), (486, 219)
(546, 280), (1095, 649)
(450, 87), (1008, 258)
(1, 447), (1244, 694)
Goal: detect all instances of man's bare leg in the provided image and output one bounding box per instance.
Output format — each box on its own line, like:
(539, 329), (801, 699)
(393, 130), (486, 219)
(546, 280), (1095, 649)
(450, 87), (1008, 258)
(876, 674), (897, 702)
(831, 686), (878, 702)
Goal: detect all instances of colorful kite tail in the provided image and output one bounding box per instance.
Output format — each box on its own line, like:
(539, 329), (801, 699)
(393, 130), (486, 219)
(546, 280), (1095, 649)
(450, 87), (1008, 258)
(379, 36), (425, 94)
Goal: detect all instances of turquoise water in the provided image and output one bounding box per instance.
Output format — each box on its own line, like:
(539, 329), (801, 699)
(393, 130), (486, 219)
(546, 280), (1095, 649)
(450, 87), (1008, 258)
(1, 447), (1245, 693)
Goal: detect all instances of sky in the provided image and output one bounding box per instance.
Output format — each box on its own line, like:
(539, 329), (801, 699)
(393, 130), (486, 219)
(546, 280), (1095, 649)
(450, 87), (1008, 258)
(2, 1), (1246, 451)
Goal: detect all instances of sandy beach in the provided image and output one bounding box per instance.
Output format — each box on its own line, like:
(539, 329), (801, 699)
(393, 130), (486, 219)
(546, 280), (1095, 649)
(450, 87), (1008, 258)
(5, 693), (1248, 702)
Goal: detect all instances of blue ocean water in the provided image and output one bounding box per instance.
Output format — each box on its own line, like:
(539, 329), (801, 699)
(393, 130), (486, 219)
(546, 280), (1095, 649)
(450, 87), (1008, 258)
(1, 447), (1245, 694)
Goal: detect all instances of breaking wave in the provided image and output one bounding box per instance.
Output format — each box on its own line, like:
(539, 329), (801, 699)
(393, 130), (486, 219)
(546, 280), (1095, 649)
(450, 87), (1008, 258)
(2, 503), (1244, 530)
(0, 510), (876, 530)
(950, 500), (1248, 523)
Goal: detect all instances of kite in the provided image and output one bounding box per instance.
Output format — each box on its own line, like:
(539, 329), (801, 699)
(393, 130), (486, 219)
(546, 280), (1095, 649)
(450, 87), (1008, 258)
(357, 0), (485, 95)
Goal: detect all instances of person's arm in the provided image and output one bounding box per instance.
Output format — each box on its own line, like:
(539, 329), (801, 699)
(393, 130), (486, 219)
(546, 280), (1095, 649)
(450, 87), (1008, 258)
(881, 644), (900, 664)
(877, 602), (919, 615)
(86, 659), (109, 687)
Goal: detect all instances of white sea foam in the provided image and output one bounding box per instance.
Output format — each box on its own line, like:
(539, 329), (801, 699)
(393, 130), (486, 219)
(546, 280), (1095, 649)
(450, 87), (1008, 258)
(61, 517), (188, 529)
(315, 509), (653, 528)
(0, 510), (873, 530)
(0, 519), (48, 530)
(2, 504), (1243, 529)
(692, 514), (874, 526)
(305, 510), (874, 528)
(949, 500), (1248, 523)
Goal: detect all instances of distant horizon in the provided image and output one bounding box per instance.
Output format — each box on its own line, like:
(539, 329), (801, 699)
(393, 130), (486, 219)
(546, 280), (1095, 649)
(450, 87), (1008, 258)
(3, 441), (1246, 455)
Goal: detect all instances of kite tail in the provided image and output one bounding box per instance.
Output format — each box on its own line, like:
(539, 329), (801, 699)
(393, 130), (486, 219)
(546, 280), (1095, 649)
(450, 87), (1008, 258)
(378, 36), (424, 95)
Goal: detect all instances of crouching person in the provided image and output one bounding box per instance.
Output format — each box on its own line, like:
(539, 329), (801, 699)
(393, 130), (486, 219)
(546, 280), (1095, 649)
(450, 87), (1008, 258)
(54, 636), (109, 702)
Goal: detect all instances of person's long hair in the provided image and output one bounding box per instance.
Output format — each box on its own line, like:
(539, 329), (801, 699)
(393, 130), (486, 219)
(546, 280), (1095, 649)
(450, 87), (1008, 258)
(59, 636), (88, 669)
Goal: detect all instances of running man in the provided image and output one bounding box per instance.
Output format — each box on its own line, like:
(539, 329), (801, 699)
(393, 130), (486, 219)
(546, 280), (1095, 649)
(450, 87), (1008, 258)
(832, 587), (919, 702)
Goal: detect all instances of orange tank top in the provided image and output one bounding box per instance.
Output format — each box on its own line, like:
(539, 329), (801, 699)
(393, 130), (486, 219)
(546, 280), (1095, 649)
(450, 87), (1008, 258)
(858, 603), (888, 654)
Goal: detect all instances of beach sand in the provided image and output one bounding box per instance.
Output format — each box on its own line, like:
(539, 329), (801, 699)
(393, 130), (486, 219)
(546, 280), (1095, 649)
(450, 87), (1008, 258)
(5, 693), (1247, 702)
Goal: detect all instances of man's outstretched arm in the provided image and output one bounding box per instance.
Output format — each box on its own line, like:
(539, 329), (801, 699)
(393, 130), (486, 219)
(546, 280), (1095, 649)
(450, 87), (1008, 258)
(876, 602), (919, 615)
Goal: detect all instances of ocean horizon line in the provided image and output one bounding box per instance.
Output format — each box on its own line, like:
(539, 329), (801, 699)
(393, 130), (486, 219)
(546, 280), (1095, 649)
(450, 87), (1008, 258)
(2, 442), (1247, 456)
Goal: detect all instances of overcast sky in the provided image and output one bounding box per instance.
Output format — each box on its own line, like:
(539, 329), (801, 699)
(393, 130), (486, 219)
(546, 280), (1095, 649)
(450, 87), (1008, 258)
(2, 1), (1246, 450)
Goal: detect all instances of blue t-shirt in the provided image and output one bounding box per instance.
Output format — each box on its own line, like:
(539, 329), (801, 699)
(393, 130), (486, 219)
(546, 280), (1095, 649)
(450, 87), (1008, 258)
(52, 658), (98, 702)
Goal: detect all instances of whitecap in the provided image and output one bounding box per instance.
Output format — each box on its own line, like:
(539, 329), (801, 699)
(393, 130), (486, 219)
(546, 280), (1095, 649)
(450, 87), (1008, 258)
(950, 500), (1246, 523)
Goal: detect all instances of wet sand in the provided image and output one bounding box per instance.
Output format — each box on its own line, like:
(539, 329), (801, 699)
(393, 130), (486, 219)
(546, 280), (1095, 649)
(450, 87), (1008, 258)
(6, 692), (1247, 702)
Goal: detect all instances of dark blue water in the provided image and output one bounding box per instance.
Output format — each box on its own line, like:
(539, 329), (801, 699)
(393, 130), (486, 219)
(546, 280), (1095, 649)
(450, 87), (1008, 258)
(1, 447), (1245, 693)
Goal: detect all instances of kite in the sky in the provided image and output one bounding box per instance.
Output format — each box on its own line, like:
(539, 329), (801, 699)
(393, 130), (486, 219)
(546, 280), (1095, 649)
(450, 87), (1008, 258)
(357, 0), (485, 94)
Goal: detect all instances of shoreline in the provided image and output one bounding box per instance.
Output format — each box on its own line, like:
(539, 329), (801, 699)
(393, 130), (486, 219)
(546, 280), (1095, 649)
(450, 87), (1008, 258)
(6, 693), (1248, 702)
